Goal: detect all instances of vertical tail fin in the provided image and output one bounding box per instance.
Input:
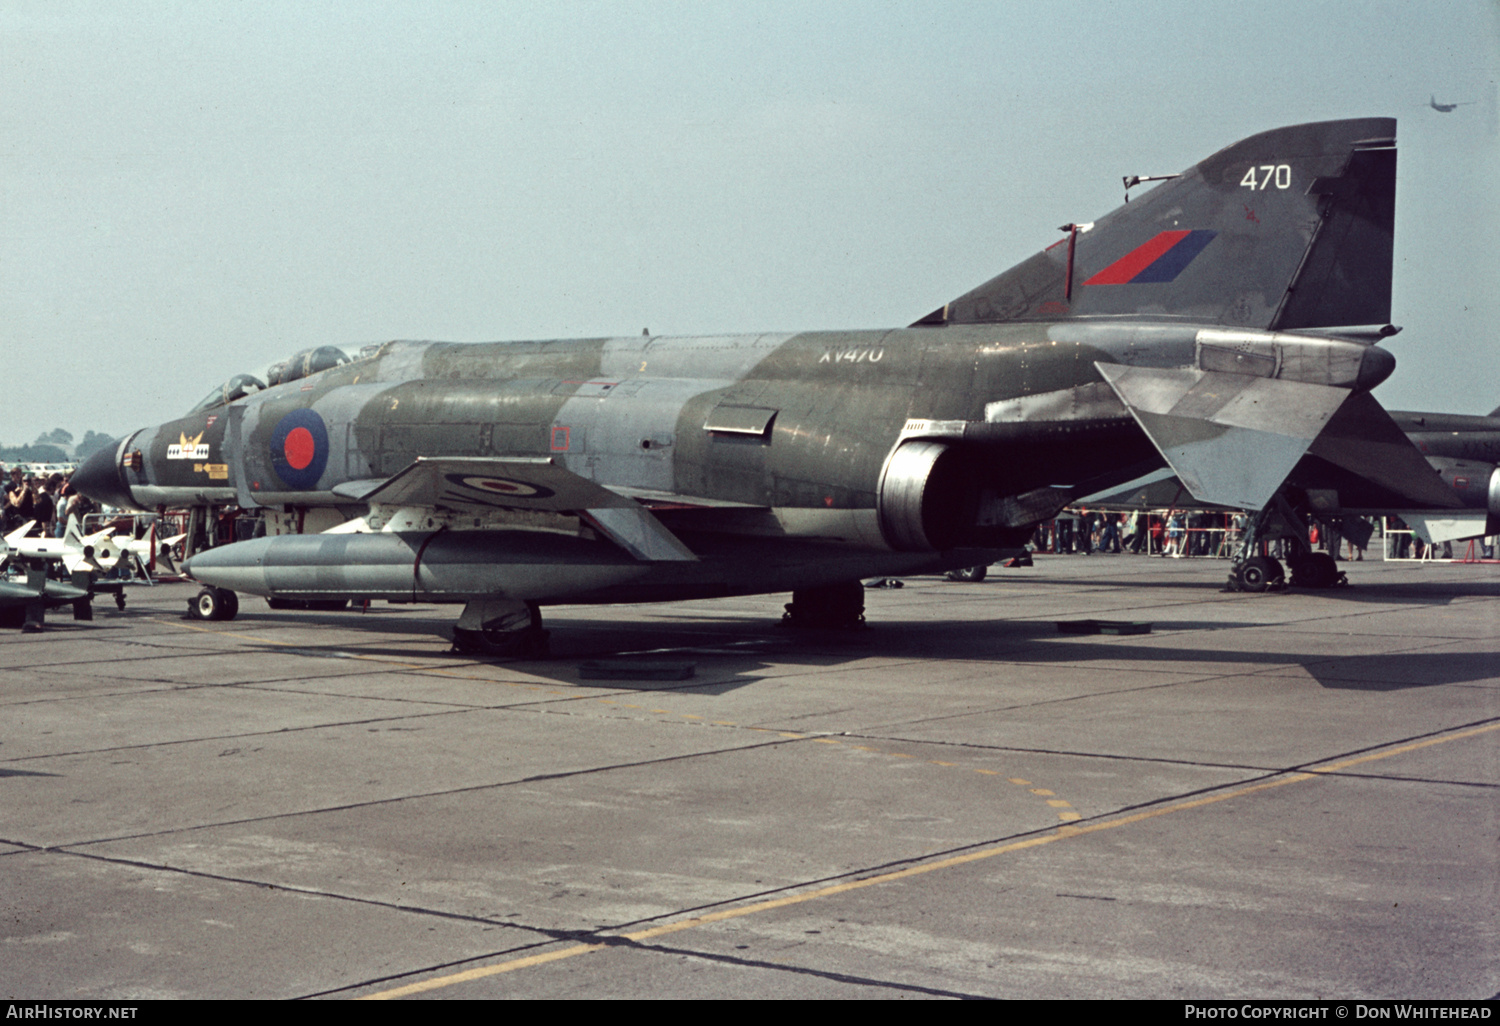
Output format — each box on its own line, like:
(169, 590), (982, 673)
(917, 118), (1396, 331)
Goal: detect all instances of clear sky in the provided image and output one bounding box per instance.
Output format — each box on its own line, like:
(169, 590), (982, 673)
(2, 0), (1496, 444)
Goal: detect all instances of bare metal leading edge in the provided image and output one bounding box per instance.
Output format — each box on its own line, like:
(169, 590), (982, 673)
(73, 118), (1464, 650)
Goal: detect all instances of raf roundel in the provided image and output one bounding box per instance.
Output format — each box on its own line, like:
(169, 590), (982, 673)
(449, 474), (556, 500)
(270, 409), (330, 490)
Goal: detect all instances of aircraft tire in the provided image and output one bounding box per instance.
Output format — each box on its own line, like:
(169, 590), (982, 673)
(1237, 556), (1284, 593)
(944, 565), (988, 582)
(782, 581), (866, 628)
(451, 602), (548, 657)
(189, 587), (238, 621)
(72, 598), (93, 621)
(1289, 552), (1341, 589)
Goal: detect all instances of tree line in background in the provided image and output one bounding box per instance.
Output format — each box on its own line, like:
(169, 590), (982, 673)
(0, 429), (116, 465)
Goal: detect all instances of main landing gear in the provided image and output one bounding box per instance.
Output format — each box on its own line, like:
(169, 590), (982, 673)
(944, 564), (989, 582)
(1287, 551), (1345, 589)
(1233, 555), (1285, 593)
(451, 598), (550, 657)
(1228, 495), (1349, 593)
(781, 581), (866, 629)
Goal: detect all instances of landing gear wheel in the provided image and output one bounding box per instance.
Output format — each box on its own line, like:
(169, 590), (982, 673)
(944, 564), (988, 582)
(114, 591), (126, 610)
(189, 587), (238, 621)
(451, 602), (549, 657)
(782, 581), (866, 629)
(72, 598), (93, 621)
(1235, 556), (1284, 593)
(1289, 552), (1344, 589)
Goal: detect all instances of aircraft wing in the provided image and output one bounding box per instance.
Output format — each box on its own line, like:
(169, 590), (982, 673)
(343, 456), (696, 562)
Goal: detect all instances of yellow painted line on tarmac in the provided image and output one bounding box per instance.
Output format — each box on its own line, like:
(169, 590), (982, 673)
(361, 720), (1500, 1000)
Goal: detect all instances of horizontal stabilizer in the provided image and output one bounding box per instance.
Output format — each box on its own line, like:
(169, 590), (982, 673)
(1096, 365), (1347, 510)
(1098, 365), (1464, 514)
(1295, 391), (1464, 509)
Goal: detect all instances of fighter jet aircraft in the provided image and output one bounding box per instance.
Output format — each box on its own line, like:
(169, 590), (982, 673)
(1428, 95), (1475, 113)
(1385, 405), (1500, 544)
(74, 117), (1462, 652)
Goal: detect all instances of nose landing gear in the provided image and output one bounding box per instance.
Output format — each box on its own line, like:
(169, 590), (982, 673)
(189, 587), (239, 621)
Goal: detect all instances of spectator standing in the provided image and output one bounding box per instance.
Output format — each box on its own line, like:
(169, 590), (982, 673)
(6, 469), (35, 531)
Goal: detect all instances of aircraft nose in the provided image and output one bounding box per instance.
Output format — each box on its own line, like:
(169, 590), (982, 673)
(72, 442), (136, 511)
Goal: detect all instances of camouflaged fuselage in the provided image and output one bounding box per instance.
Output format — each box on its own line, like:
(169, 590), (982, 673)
(106, 324), (1171, 518)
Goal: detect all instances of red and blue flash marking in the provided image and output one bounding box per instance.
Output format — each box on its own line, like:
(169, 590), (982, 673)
(1083, 230), (1217, 285)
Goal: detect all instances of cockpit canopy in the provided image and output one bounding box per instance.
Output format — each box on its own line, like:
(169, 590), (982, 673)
(188, 373), (267, 414)
(187, 345), (355, 414)
(265, 345), (352, 387)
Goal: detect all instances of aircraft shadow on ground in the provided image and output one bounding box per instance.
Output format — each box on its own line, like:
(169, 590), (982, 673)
(1006, 573), (1499, 605)
(499, 615), (1496, 694)
(176, 602), (1496, 696)
(1279, 578), (1500, 604)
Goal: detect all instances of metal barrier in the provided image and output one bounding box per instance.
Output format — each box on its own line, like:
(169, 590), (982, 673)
(1041, 512), (1242, 557)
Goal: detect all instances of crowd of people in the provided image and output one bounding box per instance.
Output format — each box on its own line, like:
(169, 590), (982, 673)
(3, 464), (94, 538)
(1031, 509), (1377, 561)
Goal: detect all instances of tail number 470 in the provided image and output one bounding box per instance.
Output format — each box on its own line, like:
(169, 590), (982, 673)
(1241, 164), (1292, 190)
